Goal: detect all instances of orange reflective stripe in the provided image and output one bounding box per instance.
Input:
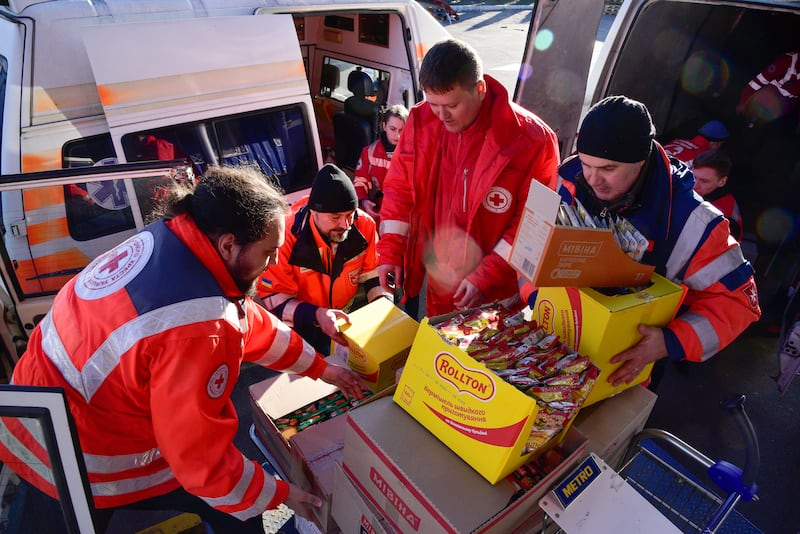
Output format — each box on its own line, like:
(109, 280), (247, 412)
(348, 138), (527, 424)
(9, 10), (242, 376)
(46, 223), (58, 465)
(28, 218), (70, 246)
(22, 150), (61, 173)
(15, 248), (91, 294)
(24, 186), (65, 210)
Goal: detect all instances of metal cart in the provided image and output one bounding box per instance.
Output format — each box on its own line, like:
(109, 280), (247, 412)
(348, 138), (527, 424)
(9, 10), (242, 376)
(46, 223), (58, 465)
(540, 395), (760, 533)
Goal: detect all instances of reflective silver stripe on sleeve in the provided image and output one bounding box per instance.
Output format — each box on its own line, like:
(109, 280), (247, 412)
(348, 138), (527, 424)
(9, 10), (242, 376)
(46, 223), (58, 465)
(201, 456), (255, 508)
(358, 266), (380, 283)
(263, 293), (293, 311)
(493, 238), (513, 263)
(683, 246), (747, 291)
(281, 299), (302, 328)
(0, 417), (55, 485)
(229, 478), (277, 520)
(680, 312), (720, 362)
(379, 220), (409, 236)
(42, 297), (236, 403)
(83, 447), (162, 474)
(90, 465), (176, 497)
(367, 287), (391, 302)
(665, 204), (719, 282)
(286, 339), (319, 374)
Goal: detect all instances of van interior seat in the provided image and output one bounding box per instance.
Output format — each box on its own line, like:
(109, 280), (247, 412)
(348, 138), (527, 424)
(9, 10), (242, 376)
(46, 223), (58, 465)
(333, 70), (381, 171)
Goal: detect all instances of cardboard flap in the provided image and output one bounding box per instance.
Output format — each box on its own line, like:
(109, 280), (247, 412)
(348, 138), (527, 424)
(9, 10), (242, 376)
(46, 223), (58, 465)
(249, 373), (338, 420)
(510, 180), (655, 287)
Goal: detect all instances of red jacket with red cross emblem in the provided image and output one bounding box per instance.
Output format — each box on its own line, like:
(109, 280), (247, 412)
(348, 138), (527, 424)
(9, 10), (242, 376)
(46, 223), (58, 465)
(257, 197), (386, 335)
(376, 75), (560, 315)
(5, 214), (327, 519)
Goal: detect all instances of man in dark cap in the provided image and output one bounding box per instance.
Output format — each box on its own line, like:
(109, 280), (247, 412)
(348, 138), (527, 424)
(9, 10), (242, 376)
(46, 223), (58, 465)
(521, 96), (760, 390)
(257, 164), (389, 354)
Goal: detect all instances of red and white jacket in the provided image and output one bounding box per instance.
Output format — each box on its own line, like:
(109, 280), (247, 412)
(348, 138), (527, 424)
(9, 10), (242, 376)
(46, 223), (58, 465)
(377, 76), (559, 316)
(4, 214), (326, 519)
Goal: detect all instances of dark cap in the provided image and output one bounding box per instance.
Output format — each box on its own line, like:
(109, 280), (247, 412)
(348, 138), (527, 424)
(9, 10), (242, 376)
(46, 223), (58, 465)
(697, 120), (729, 142)
(308, 164), (358, 213)
(577, 95), (656, 163)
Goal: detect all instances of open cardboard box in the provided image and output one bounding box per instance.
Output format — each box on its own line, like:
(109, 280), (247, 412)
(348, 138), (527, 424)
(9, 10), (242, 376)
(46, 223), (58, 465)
(510, 179), (655, 287)
(392, 305), (595, 484)
(339, 297), (419, 393)
(248, 354), (394, 532)
(530, 273), (685, 406)
(343, 396), (587, 533)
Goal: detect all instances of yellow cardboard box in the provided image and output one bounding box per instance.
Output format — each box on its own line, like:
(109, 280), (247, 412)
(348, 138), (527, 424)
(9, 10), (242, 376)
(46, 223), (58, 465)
(510, 179), (655, 287)
(531, 273), (685, 407)
(393, 317), (544, 484)
(340, 297), (419, 393)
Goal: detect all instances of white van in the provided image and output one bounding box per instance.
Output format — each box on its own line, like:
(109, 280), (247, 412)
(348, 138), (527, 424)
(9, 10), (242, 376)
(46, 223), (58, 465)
(0, 0), (450, 372)
(518, 0), (800, 308)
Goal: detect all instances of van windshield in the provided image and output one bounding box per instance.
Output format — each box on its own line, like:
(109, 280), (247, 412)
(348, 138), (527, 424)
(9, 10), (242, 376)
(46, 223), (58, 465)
(121, 104), (317, 195)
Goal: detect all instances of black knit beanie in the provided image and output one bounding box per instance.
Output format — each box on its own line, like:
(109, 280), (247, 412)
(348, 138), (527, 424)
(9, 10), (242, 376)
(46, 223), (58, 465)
(577, 96), (656, 163)
(308, 164), (358, 213)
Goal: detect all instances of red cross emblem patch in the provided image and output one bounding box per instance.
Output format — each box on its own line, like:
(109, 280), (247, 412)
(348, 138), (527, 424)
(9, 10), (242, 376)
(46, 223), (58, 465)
(482, 186), (512, 214)
(75, 232), (154, 300)
(207, 364), (230, 399)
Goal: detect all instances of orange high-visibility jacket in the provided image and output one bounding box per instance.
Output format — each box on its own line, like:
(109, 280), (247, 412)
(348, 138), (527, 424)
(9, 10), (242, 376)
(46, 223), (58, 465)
(4, 214), (326, 520)
(258, 197), (385, 331)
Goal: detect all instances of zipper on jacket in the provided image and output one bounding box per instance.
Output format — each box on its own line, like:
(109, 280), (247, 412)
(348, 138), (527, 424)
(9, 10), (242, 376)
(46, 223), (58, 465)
(462, 168), (468, 213)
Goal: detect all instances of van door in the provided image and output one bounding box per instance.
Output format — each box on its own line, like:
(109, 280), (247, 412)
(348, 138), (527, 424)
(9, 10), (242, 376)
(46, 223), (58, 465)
(0, 161), (194, 353)
(514, 0), (605, 158)
(0, 16), (25, 175)
(0, 385), (98, 533)
(81, 15), (320, 197)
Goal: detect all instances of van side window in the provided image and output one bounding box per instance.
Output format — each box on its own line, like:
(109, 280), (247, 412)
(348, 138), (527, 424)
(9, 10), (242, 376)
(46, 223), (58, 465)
(121, 104), (316, 194)
(320, 57), (390, 107)
(0, 56), (7, 170)
(64, 181), (135, 241)
(2, 174), (179, 298)
(62, 134), (116, 168)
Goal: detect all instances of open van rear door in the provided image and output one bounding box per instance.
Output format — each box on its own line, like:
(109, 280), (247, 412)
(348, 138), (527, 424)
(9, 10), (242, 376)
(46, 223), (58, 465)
(515, 0), (606, 158)
(0, 161), (193, 362)
(81, 14), (308, 136)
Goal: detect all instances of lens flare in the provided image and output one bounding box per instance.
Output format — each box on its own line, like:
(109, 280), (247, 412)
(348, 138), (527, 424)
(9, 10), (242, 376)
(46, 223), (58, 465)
(534, 29), (554, 51)
(756, 207), (797, 244)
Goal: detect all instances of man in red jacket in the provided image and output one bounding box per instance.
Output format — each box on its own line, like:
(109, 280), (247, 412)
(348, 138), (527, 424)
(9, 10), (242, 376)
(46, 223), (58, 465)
(376, 39), (560, 316)
(691, 149), (743, 241)
(4, 166), (365, 533)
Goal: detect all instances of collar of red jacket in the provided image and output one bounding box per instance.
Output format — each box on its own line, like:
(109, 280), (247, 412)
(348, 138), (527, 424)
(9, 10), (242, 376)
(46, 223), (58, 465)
(165, 213), (243, 298)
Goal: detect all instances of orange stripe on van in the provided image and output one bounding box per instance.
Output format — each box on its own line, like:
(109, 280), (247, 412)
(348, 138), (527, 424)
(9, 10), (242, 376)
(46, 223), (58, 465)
(27, 218), (70, 247)
(22, 151), (62, 173)
(96, 60), (306, 108)
(23, 187), (65, 211)
(15, 249), (92, 295)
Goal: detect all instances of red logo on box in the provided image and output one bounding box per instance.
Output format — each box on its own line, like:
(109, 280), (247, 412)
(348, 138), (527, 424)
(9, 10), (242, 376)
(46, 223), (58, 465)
(370, 467), (420, 530)
(537, 299), (555, 333)
(434, 352), (495, 401)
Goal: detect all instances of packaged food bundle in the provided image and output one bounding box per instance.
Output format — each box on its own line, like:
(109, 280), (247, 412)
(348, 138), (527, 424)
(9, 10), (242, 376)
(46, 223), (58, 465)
(507, 447), (566, 493)
(557, 197), (648, 261)
(274, 389), (372, 439)
(434, 305), (599, 453)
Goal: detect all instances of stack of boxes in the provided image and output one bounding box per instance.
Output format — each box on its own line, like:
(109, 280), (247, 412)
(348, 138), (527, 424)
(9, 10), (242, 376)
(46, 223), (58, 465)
(249, 179), (683, 532)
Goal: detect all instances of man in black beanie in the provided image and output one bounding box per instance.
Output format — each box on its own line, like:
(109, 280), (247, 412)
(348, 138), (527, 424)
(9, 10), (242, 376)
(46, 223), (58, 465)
(257, 164), (390, 354)
(520, 95), (760, 391)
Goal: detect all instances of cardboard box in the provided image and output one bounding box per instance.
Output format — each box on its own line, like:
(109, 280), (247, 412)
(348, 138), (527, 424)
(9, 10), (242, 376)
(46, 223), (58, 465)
(332, 462), (396, 534)
(341, 297), (419, 393)
(573, 385), (657, 469)
(343, 396), (587, 533)
(530, 273), (685, 407)
(249, 372), (346, 532)
(393, 317), (543, 484)
(510, 179), (655, 287)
